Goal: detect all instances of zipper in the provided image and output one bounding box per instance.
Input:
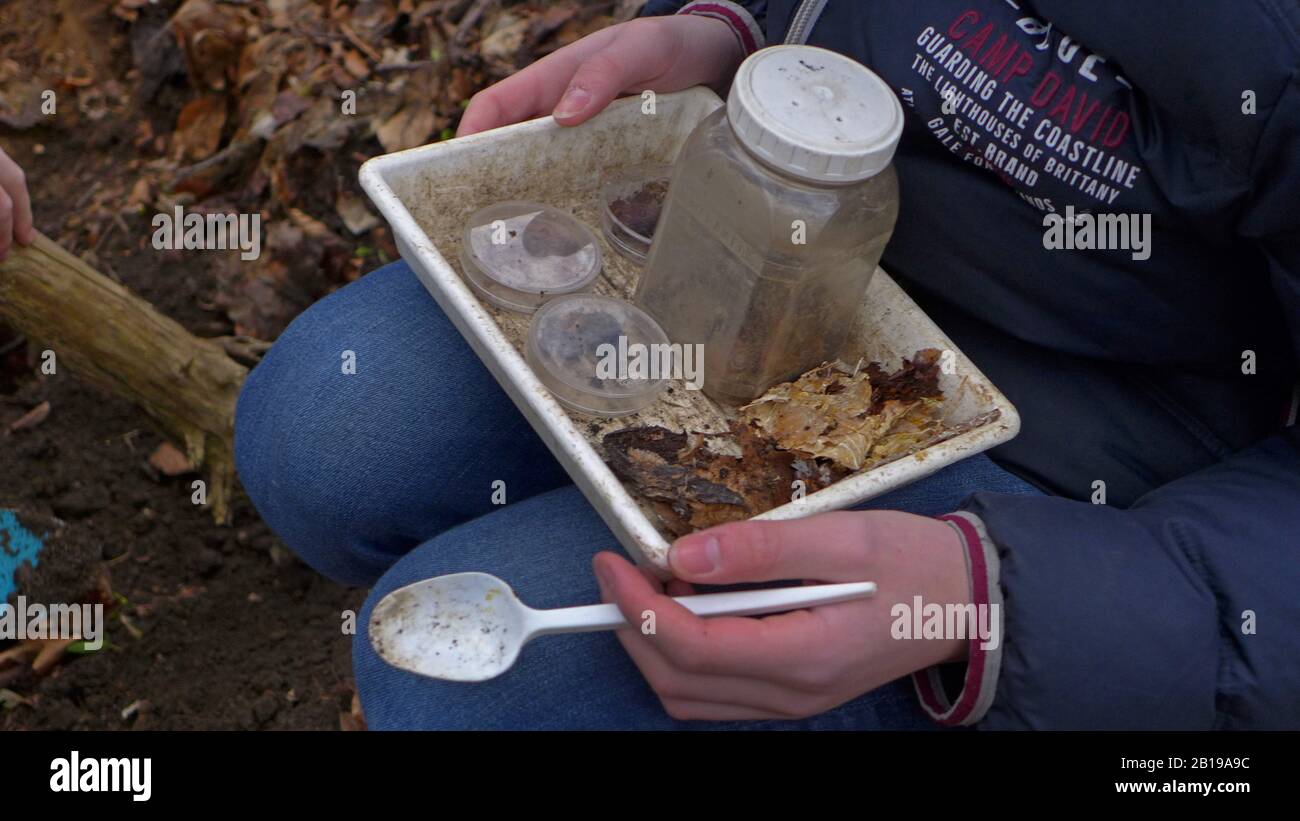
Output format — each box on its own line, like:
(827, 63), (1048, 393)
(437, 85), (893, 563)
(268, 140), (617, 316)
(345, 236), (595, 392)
(785, 0), (829, 45)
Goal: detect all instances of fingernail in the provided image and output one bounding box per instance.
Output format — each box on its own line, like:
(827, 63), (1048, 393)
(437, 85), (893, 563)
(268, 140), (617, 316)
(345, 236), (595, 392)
(671, 536), (721, 577)
(554, 86), (591, 118)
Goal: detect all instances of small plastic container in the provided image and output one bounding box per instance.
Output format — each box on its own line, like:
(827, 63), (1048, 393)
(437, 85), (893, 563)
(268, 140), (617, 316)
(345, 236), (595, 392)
(459, 202), (602, 313)
(526, 294), (670, 417)
(600, 165), (672, 264)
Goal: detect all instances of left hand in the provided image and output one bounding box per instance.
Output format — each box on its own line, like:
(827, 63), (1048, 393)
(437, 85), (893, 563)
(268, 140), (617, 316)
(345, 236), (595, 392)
(0, 145), (34, 261)
(592, 510), (971, 722)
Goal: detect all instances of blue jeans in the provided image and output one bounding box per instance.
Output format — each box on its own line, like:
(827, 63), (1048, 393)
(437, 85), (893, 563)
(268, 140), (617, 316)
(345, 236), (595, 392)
(235, 261), (1042, 729)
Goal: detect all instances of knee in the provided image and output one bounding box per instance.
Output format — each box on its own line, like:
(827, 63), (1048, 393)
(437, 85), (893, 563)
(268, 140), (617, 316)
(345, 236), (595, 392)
(235, 262), (440, 586)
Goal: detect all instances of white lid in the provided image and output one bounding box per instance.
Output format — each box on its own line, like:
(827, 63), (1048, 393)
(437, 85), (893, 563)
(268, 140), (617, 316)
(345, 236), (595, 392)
(727, 45), (904, 183)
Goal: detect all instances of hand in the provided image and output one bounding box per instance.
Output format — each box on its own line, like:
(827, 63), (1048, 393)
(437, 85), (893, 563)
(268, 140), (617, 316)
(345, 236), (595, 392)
(592, 511), (972, 722)
(0, 146), (34, 261)
(458, 14), (744, 136)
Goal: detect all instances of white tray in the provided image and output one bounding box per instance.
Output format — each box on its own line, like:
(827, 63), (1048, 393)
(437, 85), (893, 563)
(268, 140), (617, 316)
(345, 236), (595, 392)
(359, 88), (1020, 573)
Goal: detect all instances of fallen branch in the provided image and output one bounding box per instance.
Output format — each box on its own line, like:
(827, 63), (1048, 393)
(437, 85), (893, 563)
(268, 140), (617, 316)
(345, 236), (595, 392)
(0, 233), (247, 523)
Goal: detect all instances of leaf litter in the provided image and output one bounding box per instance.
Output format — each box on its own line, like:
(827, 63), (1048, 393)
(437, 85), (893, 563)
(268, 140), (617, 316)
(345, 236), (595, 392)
(603, 349), (951, 537)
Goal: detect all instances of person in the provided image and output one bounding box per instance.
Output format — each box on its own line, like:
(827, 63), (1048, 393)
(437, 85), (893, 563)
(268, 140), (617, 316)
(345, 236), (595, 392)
(0, 145), (34, 260)
(235, 0), (1300, 729)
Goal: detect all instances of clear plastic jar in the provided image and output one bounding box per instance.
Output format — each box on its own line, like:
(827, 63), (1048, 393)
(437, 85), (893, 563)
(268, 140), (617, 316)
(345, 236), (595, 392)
(634, 46), (903, 405)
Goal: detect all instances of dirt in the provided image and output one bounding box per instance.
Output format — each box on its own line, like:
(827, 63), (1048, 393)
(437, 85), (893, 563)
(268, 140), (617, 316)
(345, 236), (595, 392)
(609, 177), (668, 238)
(0, 9), (363, 729)
(1, 372), (365, 730)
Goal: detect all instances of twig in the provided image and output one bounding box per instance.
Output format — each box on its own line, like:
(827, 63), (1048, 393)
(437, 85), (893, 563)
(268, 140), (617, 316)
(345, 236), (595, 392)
(339, 21), (383, 62)
(375, 60), (434, 73)
(455, 0), (495, 45)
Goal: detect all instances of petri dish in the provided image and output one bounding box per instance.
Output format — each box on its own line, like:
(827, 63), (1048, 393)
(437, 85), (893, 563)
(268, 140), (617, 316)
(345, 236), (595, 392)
(600, 165), (672, 264)
(460, 202), (603, 313)
(526, 294), (670, 417)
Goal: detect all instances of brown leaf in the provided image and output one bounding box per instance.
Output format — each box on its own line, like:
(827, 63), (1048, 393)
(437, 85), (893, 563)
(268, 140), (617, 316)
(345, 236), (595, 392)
(603, 423), (818, 537)
(172, 0), (247, 91)
(271, 91), (312, 127)
(336, 191), (380, 235)
(343, 48), (370, 80)
(33, 638), (78, 675)
(339, 691), (367, 731)
(126, 177), (153, 210)
(741, 352), (946, 471)
(173, 94), (228, 162)
(148, 442), (194, 476)
(374, 102), (436, 153)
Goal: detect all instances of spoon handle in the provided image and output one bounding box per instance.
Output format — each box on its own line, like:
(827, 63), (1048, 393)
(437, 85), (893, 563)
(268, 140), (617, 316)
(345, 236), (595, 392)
(679, 581), (875, 618)
(530, 581), (876, 635)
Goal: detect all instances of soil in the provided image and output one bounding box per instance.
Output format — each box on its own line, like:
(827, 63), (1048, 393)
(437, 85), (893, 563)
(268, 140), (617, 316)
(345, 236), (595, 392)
(1, 376), (364, 730)
(609, 178), (668, 239)
(0, 23), (363, 731)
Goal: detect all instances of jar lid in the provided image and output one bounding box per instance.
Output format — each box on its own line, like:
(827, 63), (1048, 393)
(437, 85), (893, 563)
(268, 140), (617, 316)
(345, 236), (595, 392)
(460, 202), (602, 313)
(728, 45), (904, 183)
(526, 294), (669, 417)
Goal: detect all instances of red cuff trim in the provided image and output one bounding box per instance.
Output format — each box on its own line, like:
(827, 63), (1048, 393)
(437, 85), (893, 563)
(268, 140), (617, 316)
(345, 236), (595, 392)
(679, 1), (763, 56)
(912, 513), (994, 725)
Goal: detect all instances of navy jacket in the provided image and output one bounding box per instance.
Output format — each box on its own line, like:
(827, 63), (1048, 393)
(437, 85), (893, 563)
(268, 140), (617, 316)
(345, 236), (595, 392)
(646, 0), (1300, 728)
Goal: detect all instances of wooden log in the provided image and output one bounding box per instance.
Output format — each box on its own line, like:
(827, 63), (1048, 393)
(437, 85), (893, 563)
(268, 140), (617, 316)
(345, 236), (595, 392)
(0, 233), (247, 523)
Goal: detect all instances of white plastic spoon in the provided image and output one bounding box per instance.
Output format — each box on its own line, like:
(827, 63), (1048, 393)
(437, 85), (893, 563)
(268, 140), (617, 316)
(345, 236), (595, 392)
(369, 572), (875, 682)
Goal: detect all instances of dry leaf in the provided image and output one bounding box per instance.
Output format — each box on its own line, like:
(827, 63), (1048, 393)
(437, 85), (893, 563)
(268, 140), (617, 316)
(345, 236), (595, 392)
(339, 691), (367, 731)
(742, 352), (946, 471)
(173, 94), (228, 162)
(336, 191), (379, 235)
(148, 442), (194, 476)
(343, 48), (370, 79)
(374, 103), (435, 152)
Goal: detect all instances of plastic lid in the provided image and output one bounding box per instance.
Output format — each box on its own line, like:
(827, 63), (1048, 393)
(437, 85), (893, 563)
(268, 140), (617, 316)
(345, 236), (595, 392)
(727, 45), (904, 183)
(460, 202), (602, 313)
(526, 294), (669, 417)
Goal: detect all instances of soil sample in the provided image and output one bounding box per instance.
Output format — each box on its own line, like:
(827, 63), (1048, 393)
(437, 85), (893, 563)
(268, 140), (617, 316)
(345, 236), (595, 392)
(601, 166), (672, 264)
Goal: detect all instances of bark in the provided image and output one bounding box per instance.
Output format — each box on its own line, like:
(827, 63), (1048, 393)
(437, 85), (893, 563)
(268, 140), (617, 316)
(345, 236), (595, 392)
(0, 232), (247, 523)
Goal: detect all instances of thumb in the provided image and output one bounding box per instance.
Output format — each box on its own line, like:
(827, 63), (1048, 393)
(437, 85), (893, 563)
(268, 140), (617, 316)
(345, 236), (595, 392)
(667, 512), (875, 585)
(552, 23), (676, 125)
(552, 50), (635, 124)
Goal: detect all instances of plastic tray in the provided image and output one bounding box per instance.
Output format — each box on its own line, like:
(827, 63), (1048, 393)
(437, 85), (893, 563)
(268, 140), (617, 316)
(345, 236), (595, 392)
(359, 88), (1020, 573)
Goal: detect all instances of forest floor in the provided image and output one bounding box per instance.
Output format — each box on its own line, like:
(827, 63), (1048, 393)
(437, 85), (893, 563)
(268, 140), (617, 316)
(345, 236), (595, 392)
(0, 0), (634, 730)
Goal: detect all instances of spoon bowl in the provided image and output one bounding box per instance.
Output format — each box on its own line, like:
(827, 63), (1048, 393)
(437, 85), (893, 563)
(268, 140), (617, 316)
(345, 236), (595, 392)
(369, 571), (876, 682)
(369, 572), (528, 682)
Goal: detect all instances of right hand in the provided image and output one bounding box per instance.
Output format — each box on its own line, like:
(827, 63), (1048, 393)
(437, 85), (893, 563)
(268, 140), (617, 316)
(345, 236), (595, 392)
(458, 14), (745, 137)
(0, 146), (34, 261)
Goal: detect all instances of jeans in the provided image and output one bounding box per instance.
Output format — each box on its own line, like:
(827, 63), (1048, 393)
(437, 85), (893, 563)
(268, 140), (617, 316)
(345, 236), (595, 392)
(235, 261), (1043, 729)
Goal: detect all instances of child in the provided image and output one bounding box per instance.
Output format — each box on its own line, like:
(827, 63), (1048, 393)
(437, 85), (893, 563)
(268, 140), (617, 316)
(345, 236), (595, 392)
(236, 0), (1300, 729)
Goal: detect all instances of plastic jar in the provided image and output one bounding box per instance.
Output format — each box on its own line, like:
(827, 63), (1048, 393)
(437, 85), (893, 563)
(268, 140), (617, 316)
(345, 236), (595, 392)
(634, 45), (903, 405)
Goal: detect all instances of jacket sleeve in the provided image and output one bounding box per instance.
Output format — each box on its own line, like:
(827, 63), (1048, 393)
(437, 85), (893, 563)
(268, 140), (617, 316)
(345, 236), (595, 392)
(639, 1), (767, 57)
(926, 71), (1300, 730)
